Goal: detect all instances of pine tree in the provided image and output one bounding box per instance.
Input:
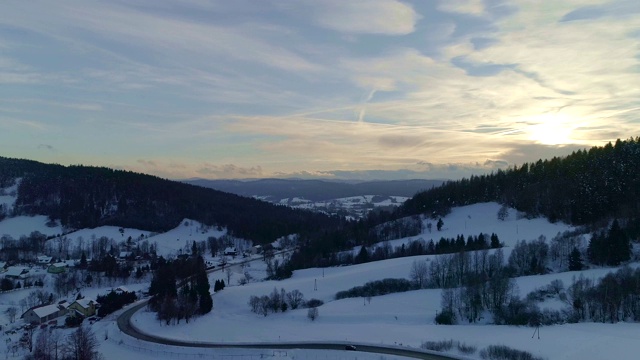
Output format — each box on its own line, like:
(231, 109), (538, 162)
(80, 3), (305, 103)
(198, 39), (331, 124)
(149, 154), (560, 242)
(355, 245), (369, 264)
(437, 218), (444, 231)
(490, 233), (500, 248)
(607, 219), (630, 266)
(587, 232), (605, 265)
(195, 256), (213, 314)
(569, 247), (583, 271)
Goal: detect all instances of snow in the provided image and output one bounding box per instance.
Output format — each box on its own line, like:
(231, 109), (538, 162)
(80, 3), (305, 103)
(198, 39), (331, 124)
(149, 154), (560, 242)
(0, 202), (639, 359)
(0, 215), (63, 238)
(127, 203), (638, 360)
(0, 180), (19, 211)
(142, 219), (226, 256)
(419, 202), (573, 248)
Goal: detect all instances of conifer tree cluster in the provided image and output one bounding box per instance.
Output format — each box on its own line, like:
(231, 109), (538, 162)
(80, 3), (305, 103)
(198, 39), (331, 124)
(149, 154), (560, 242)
(401, 138), (640, 227)
(587, 220), (631, 266)
(148, 255), (213, 325)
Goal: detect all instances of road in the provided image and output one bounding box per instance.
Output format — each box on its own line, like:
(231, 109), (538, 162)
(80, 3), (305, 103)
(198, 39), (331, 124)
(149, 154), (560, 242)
(116, 254), (459, 360)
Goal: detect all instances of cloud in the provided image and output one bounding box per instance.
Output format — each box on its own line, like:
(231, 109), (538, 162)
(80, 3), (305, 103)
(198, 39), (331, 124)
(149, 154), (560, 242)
(38, 144), (55, 152)
(305, 0), (420, 35)
(197, 164), (264, 179)
(437, 0), (486, 16)
(1, 0), (639, 182)
(136, 159), (157, 167)
(497, 143), (588, 165)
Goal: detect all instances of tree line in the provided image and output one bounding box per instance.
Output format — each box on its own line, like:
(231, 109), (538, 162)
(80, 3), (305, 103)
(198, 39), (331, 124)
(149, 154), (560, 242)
(401, 138), (640, 228)
(283, 232), (502, 276)
(0, 156), (342, 244)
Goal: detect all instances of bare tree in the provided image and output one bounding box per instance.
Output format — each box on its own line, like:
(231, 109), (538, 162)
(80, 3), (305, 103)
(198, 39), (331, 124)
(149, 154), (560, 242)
(225, 267), (232, 284)
(19, 298), (27, 313)
(63, 324), (103, 360)
(4, 307), (17, 323)
(410, 259), (429, 288)
(30, 328), (57, 360)
(307, 307), (319, 321)
(286, 290), (304, 310)
(497, 205), (509, 221)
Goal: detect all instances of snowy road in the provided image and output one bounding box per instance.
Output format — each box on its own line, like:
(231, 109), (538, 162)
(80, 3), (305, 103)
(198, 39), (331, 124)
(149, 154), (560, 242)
(116, 300), (459, 360)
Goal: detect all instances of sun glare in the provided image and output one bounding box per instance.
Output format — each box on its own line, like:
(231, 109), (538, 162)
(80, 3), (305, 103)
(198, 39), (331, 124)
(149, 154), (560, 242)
(527, 114), (576, 145)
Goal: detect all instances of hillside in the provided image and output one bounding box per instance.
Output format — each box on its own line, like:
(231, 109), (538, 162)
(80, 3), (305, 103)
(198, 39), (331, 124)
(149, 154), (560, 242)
(0, 157), (340, 244)
(129, 203), (640, 360)
(401, 138), (640, 228)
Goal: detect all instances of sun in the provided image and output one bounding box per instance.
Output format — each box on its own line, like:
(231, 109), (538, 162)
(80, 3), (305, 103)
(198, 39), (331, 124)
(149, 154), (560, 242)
(527, 114), (576, 145)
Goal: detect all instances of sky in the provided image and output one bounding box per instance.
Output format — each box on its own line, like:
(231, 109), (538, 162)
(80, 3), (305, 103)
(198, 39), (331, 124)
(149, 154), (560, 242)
(1, 0), (639, 181)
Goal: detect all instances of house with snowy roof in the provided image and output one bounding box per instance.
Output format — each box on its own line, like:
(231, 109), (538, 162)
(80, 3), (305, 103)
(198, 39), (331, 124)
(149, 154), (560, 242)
(22, 303), (68, 324)
(4, 266), (30, 279)
(223, 247), (238, 256)
(47, 262), (69, 274)
(68, 298), (96, 317)
(37, 255), (53, 265)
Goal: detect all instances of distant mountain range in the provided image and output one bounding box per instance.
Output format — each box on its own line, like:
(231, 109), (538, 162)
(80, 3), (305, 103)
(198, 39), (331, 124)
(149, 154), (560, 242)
(183, 178), (444, 202)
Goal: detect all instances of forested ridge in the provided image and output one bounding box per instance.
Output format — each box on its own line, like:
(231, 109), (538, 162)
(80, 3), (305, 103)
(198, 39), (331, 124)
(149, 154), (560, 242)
(401, 138), (640, 227)
(0, 157), (341, 243)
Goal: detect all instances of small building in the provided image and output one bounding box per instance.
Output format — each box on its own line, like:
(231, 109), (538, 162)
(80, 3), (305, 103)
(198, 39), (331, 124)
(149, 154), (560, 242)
(37, 255), (53, 265)
(119, 251), (132, 260)
(4, 266), (30, 280)
(22, 303), (68, 324)
(223, 247), (238, 256)
(47, 262), (69, 274)
(68, 299), (96, 317)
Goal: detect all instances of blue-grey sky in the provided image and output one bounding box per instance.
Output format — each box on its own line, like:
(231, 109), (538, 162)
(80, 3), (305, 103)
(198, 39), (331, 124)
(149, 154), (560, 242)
(1, 0), (639, 180)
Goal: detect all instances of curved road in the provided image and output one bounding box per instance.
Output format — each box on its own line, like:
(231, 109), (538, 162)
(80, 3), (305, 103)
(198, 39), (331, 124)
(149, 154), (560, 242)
(117, 300), (458, 360)
(116, 253), (457, 360)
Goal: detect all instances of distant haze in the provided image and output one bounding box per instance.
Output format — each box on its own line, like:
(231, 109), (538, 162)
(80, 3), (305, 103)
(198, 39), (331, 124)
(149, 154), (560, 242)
(185, 178), (444, 202)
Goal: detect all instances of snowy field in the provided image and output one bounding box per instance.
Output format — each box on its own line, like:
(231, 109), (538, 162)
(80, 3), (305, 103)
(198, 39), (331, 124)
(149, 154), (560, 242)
(47, 219), (229, 258)
(0, 215), (63, 239)
(1, 202), (639, 359)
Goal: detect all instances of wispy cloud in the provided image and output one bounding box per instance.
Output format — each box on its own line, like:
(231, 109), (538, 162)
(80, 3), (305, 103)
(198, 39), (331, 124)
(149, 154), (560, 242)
(302, 0), (421, 35)
(0, 0), (638, 180)
(37, 144), (55, 152)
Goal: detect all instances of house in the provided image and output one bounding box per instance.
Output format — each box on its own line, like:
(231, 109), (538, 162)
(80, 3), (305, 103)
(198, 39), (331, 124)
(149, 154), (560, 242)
(68, 299), (96, 317)
(118, 251), (132, 260)
(22, 303), (68, 324)
(4, 266), (30, 280)
(223, 247), (238, 256)
(47, 262), (68, 274)
(37, 255), (53, 265)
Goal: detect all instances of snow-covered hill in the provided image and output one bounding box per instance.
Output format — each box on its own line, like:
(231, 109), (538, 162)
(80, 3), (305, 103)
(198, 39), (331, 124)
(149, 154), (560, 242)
(125, 202), (639, 360)
(1, 201), (638, 359)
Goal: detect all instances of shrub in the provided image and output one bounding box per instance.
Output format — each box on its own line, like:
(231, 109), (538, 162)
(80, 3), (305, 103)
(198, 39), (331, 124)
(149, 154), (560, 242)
(335, 278), (417, 300)
(307, 307), (318, 321)
(65, 315), (83, 327)
(480, 345), (544, 360)
(457, 342), (477, 354)
(305, 298), (324, 308)
(494, 298), (540, 326)
(435, 310), (456, 325)
(421, 340), (453, 352)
